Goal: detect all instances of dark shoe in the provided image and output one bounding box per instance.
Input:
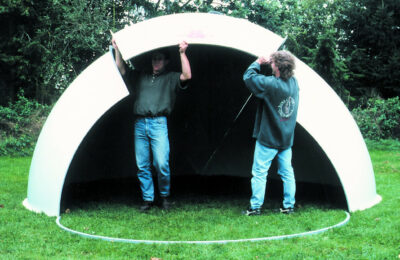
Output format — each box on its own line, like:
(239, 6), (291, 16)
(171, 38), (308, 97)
(161, 197), (170, 210)
(242, 207), (261, 216)
(140, 201), (153, 211)
(280, 207), (294, 214)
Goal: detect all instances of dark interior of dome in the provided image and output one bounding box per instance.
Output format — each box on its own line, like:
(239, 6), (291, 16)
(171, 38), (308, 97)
(61, 45), (347, 212)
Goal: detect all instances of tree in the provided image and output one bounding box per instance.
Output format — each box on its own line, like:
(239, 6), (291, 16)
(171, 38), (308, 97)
(312, 29), (350, 99)
(32, 0), (130, 103)
(0, 0), (44, 105)
(336, 0), (400, 98)
(0, 0), (134, 104)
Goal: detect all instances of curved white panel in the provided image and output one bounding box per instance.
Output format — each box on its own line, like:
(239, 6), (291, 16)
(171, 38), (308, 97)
(25, 13), (380, 216)
(294, 58), (381, 211)
(25, 52), (129, 216)
(114, 13), (284, 60)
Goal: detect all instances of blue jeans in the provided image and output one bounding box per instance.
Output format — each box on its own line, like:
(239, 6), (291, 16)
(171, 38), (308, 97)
(134, 116), (170, 201)
(250, 141), (296, 210)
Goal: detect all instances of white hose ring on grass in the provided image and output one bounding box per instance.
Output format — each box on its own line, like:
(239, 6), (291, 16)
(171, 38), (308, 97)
(56, 211), (350, 244)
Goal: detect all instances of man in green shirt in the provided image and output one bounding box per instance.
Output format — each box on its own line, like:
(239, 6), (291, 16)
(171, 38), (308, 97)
(112, 38), (191, 211)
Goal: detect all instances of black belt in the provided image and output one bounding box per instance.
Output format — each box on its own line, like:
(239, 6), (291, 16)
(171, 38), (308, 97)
(136, 114), (166, 118)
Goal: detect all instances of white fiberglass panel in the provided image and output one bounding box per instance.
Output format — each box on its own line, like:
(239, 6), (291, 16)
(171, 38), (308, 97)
(26, 52), (129, 216)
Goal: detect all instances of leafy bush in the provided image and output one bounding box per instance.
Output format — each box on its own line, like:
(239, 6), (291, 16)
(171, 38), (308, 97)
(0, 91), (50, 156)
(351, 97), (400, 140)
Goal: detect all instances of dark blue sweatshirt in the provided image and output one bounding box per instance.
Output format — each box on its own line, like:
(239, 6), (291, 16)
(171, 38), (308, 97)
(243, 62), (299, 149)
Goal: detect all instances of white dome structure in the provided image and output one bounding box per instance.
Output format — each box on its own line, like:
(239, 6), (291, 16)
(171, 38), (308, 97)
(24, 13), (381, 217)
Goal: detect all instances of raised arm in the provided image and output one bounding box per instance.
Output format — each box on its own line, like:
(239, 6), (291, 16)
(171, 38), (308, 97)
(256, 56), (270, 66)
(111, 37), (127, 76)
(243, 57), (273, 98)
(179, 41), (192, 81)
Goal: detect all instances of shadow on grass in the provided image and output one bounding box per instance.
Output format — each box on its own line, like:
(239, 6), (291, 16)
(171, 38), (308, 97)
(61, 175), (347, 213)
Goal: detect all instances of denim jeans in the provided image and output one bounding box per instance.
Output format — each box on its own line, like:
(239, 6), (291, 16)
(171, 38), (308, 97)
(250, 141), (296, 210)
(134, 116), (170, 201)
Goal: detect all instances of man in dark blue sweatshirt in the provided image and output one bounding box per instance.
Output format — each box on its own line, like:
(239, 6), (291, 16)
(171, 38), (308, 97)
(243, 51), (299, 216)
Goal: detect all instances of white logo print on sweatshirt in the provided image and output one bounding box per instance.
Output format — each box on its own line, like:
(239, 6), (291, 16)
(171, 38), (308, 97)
(278, 97), (295, 118)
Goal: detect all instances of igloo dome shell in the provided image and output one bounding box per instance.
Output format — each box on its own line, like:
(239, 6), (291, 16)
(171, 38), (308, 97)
(24, 13), (381, 216)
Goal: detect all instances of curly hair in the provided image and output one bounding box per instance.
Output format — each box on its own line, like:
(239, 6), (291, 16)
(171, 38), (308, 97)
(270, 51), (296, 81)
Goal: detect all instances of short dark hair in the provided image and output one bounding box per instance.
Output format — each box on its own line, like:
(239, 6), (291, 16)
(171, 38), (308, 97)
(152, 48), (170, 60)
(270, 51), (295, 81)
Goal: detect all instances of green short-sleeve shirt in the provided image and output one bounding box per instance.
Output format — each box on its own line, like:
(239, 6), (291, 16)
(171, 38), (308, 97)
(126, 69), (183, 116)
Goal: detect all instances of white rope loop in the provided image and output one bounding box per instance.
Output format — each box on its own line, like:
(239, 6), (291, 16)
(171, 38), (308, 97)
(56, 211), (350, 244)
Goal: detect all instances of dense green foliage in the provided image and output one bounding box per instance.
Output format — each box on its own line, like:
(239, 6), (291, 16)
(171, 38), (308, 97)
(0, 0), (132, 104)
(1, 141), (399, 258)
(336, 0), (400, 98)
(0, 91), (49, 156)
(352, 97), (400, 140)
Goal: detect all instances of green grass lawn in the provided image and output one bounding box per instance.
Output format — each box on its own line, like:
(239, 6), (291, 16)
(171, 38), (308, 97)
(0, 140), (399, 259)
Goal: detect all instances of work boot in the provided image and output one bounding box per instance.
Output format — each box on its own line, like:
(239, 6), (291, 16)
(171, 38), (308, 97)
(242, 207), (261, 216)
(160, 197), (170, 210)
(280, 207), (295, 214)
(140, 201), (153, 211)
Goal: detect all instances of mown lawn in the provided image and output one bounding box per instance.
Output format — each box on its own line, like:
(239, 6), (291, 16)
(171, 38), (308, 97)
(0, 140), (399, 259)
